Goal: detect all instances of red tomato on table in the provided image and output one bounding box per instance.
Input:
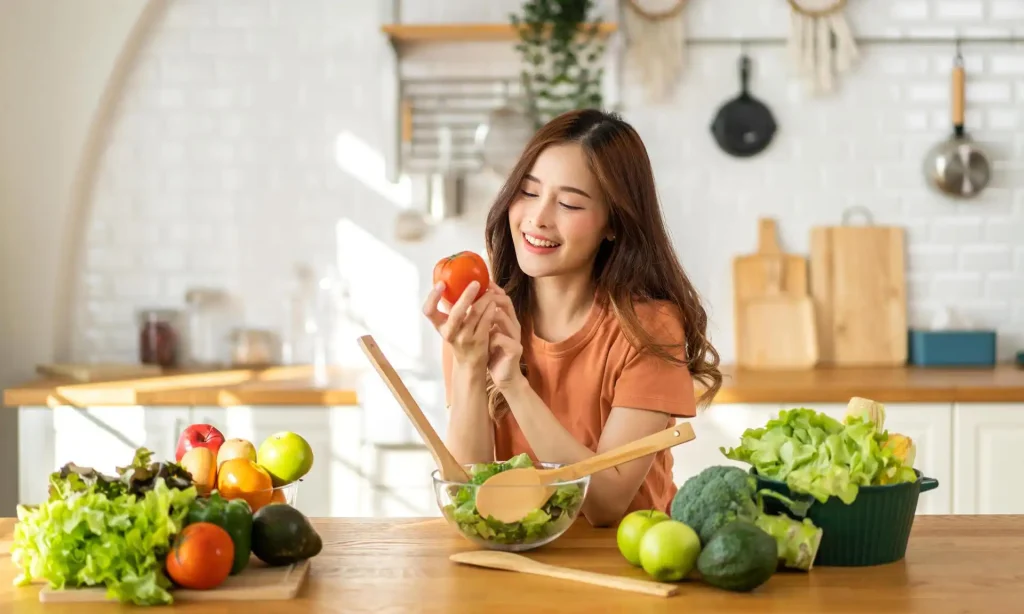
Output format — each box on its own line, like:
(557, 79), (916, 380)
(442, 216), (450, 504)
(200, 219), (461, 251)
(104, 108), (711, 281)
(165, 522), (234, 590)
(433, 251), (490, 306)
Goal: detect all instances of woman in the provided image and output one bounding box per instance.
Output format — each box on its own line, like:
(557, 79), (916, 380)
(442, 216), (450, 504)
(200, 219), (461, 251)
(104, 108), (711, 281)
(422, 109), (722, 527)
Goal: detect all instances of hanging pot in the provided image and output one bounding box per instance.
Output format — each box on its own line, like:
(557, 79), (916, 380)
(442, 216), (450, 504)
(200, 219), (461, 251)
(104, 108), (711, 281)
(710, 53), (777, 158)
(922, 47), (991, 199)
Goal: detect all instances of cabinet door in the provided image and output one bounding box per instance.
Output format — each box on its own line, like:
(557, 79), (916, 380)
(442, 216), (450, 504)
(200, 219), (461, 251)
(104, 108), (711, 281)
(18, 407), (55, 506)
(671, 404), (784, 487)
(366, 443), (441, 518)
(953, 403), (1024, 514)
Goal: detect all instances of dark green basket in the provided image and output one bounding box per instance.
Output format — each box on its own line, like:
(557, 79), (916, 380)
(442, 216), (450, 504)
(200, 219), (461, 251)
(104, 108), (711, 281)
(754, 469), (939, 567)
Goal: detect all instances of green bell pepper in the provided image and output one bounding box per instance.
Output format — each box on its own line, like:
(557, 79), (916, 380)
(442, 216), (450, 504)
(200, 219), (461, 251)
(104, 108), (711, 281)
(187, 492), (253, 575)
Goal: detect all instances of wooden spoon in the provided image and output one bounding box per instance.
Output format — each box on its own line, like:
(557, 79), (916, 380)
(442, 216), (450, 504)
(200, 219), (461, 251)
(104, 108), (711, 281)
(450, 551), (680, 597)
(475, 423), (695, 523)
(357, 335), (469, 482)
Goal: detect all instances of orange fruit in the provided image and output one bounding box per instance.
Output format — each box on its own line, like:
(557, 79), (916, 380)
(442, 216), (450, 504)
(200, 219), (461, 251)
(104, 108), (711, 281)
(271, 488), (287, 504)
(216, 458), (273, 512)
(166, 522), (234, 590)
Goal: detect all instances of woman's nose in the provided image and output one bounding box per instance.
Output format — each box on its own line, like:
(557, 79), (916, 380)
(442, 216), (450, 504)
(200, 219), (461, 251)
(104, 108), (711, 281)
(529, 195), (556, 228)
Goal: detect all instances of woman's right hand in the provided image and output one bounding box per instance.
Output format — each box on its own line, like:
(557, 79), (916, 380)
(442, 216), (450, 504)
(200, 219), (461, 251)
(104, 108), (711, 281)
(423, 280), (498, 368)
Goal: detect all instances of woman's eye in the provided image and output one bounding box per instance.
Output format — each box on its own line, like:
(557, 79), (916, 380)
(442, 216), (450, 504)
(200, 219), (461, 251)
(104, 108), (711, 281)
(519, 189), (538, 198)
(560, 203), (583, 211)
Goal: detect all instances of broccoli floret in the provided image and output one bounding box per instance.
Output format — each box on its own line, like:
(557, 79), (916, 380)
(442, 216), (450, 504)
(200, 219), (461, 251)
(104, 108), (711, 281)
(670, 465), (823, 571)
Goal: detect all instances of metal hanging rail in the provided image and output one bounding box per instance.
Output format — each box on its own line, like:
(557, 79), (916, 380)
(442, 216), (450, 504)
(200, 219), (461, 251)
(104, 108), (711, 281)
(684, 35), (1024, 46)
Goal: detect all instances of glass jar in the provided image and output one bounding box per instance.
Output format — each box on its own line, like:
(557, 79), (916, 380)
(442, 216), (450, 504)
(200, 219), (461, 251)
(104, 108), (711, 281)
(137, 308), (181, 368)
(229, 328), (278, 367)
(184, 288), (230, 367)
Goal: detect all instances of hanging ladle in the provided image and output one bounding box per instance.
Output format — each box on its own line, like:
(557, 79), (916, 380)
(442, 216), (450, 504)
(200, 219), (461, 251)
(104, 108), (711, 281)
(475, 423), (696, 523)
(357, 335), (469, 482)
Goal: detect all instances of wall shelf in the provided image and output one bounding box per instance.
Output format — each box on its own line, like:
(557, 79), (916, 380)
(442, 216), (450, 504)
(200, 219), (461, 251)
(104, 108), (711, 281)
(381, 22), (618, 44)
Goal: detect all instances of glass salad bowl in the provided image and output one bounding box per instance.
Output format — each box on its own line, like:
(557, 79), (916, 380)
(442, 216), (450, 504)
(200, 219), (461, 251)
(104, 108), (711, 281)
(433, 457), (590, 552)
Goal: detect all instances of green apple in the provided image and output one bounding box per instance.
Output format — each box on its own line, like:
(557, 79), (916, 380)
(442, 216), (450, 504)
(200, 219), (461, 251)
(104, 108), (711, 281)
(257, 431), (314, 486)
(617, 509), (671, 566)
(638, 520), (701, 582)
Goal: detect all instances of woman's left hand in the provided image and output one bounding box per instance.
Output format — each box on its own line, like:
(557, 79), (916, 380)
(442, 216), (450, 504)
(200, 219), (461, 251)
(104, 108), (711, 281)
(486, 284), (524, 389)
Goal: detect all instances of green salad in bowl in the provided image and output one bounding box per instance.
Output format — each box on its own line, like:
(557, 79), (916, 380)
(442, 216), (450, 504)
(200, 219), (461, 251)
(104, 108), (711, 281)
(433, 453), (588, 552)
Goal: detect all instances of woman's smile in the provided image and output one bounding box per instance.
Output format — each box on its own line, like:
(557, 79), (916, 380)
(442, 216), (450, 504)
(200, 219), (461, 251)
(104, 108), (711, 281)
(522, 232), (561, 254)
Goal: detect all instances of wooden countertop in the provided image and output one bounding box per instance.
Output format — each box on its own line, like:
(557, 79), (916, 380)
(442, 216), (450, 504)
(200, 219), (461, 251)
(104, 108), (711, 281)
(1, 365), (362, 408)
(3, 515), (1023, 613)
(712, 363), (1024, 404)
(5, 363), (1024, 408)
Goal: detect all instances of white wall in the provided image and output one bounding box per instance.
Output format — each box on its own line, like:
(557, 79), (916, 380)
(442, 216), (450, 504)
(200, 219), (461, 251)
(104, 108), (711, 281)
(69, 0), (1024, 377)
(0, 0), (159, 515)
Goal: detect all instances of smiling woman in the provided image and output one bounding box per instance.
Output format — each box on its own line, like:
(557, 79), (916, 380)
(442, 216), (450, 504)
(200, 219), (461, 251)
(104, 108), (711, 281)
(422, 109), (721, 527)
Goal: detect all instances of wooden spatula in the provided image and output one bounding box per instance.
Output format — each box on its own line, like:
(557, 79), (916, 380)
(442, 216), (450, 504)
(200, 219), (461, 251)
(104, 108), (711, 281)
(475, 423), (695, 523)
(450, 551), (680, 597)
(357, 335), (470, 482)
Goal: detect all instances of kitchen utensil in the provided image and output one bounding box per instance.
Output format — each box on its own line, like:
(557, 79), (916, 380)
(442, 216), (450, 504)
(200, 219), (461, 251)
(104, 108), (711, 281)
(450, 551), (680, 597)
(357, 335), (469, 482)
(710, 52), (776, 158)
(923, 45), (991, 199)
(737, 258), (819, 370)
(475, 87), (535, 177)
(395, 99), (430, 242)
(757, 469), (939, 567)
(39, 560), (310, 602)
(810, 206), (908, 366)
(475, 423), (695, 524)
(732, 218), (809, 363)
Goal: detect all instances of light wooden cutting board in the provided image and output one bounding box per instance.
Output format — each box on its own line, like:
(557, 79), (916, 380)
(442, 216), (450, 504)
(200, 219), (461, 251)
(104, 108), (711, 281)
(733, 218), (812, 368)
(38, 559), (310, 603)
(736, 259), (819, 369)
(810, 219), (908, 367)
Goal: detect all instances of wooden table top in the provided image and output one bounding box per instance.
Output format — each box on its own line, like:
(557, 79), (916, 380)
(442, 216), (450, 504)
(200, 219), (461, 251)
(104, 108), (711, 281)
(5, 363), (1024, 408)
(3, 515), (1023, 613)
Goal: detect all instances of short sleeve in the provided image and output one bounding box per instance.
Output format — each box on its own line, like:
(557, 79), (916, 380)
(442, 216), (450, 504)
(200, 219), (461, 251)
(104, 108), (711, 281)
(611, 302), (697, 418)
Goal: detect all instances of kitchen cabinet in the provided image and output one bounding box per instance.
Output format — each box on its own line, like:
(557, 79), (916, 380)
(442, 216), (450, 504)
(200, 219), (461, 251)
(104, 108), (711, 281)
(952, 403), (1024, 514)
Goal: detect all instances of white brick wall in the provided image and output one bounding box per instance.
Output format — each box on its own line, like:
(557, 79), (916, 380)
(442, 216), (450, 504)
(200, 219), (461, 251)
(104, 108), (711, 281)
(72, 0), (1024, 368)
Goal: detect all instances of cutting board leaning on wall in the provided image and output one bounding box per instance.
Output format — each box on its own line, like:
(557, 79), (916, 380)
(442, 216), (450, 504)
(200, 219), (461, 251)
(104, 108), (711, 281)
(810, 207), (908, 367)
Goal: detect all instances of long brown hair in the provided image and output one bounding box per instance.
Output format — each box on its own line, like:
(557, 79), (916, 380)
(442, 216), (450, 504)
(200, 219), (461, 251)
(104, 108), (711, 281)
(484, 108), (722, 419)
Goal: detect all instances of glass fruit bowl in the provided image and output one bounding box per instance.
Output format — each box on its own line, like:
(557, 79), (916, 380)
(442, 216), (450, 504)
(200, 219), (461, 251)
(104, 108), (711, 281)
(206, 479), (301, 513)
(433, 461), (589, 552)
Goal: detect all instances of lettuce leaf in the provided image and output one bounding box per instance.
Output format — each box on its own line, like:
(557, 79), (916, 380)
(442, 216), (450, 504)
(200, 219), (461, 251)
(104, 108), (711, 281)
(721, 407), (918, 504)
(11, 477), (197, 605)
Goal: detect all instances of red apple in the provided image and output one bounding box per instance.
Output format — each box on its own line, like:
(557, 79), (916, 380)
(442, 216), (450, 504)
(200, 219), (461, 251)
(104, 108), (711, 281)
(176, 424), (226, 462)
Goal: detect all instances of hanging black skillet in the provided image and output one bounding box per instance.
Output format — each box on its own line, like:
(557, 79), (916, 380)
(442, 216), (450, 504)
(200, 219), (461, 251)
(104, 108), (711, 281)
(710, 52), (777, 158)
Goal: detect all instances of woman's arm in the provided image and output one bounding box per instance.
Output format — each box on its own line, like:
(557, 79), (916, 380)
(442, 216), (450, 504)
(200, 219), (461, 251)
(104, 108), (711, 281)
(499, 376), (673, 527)
(442, 342), (495, 465)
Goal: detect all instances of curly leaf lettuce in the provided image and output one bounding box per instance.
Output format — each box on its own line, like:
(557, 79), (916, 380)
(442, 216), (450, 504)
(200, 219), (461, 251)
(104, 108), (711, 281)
(443, 453), (584, 545)
(11, 478), (197, 606)
(721, 407), (917, 504)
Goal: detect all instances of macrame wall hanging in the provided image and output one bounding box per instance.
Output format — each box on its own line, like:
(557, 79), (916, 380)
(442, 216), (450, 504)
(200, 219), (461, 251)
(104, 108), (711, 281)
(622, 0), (689, 103)
(787, 0), (859, 94)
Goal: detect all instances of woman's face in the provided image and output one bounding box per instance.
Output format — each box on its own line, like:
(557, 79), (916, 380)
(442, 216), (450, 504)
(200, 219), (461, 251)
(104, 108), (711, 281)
(508, 143), (611, 279)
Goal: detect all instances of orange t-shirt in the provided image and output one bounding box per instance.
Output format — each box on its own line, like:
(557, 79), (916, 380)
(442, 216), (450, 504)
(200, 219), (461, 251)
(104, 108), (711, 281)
(443, 296), (697, 516)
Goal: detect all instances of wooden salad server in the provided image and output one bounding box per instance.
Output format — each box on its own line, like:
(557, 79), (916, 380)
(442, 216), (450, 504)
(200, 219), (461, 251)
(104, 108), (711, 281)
(358, 335), (469, 482)
(475, 423), (696, 523)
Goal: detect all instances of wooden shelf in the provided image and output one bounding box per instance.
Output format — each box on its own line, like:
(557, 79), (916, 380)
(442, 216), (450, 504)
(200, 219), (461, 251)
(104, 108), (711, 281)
(381, 22), (618, 44)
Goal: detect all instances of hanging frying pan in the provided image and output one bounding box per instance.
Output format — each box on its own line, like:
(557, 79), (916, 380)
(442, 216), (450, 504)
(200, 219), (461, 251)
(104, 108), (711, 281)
(710, 52), (777, 158)
(923, 46), (991, 199)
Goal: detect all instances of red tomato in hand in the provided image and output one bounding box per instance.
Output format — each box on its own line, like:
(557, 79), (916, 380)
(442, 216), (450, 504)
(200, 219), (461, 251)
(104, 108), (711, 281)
(433, 251), (490, 305)
(166, 522), (234, 590)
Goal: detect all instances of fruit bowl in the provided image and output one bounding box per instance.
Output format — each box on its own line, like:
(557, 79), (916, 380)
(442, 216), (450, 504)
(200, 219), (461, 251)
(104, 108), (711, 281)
(433, 462), (589, 552)
(268, 479), (301, 507)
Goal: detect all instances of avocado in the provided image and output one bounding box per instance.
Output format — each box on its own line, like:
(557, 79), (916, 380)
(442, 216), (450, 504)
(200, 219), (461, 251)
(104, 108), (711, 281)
(697, 521), (777, 592)
(251, 503), (323, 566)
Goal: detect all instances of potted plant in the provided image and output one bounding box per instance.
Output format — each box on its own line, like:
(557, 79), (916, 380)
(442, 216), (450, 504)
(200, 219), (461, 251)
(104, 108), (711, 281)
(509, 0), (606, 129)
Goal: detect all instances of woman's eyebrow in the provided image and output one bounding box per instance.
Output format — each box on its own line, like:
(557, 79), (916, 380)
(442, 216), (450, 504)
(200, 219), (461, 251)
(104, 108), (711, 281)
(524, 174), (592, 199)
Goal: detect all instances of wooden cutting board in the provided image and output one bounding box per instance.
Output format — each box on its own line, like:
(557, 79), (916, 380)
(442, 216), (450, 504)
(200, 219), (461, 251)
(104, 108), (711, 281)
(36, 363), (162, 382)
(733, 218), (811, 368)
(736, 258), (819, 369)
(38, 559), (310, 603)
(810, 216), (908, 367)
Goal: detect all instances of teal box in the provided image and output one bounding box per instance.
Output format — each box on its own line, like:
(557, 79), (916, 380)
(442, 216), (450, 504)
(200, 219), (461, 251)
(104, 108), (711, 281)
(907, 329), (996, 367)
